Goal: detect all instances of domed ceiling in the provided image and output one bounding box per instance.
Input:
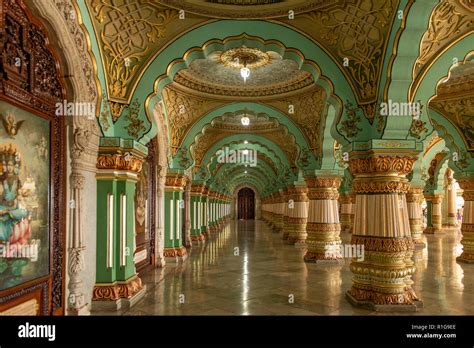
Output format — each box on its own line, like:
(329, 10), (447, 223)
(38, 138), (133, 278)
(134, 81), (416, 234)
(173, 47), (313, 99)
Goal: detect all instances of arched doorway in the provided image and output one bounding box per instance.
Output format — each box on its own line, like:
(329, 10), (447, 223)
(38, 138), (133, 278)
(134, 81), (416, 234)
(238, 188), (255, 220)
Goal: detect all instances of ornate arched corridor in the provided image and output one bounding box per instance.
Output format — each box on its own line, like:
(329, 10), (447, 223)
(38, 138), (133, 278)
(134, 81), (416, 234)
(0, 0), (473, 320)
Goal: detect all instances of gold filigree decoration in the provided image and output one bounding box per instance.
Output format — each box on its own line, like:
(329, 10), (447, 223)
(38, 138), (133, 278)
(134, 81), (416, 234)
(339, 100), (362, 138)
(161, 86), (223, 156)
(430, 96), (474, 150)
(288, 0), (399, 120)
(409, 119), (428, 139)
(411, 0), (473, 99)
(220, 46), (270, 69)
(267, 86), (326, 156)
(124, 100), (146, 139)
(88, 0), (178, 101)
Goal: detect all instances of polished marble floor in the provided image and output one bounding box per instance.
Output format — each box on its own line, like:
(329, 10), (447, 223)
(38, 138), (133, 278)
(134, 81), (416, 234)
(108, 220), (474, 315)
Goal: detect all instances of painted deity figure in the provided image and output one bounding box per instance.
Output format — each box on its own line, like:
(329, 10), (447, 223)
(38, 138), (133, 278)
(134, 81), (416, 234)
(0, 146), (30, 244)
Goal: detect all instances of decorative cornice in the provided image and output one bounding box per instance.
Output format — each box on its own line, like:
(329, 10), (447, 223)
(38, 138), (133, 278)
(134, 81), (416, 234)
(349, 155), (416, 176)
(97, 153), (143, 173)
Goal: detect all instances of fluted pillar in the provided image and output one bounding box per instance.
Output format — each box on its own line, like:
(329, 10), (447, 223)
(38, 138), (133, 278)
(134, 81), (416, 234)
(273, 190), (284, 233)
(424, 194), (443, 233)
(340, 192), (354, 233)
(281, 188), (291, 240)
(406, 187), (425, 248)
(457, 176), (474, 263)
(304, 176), (342, 262)
(286, 185), (309, 246)
(346, 153), (421, 311)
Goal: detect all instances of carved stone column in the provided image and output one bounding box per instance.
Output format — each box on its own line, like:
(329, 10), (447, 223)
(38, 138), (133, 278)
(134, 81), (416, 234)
(346, 153), (422, 311)
(424, 194), (443, 234)
(68, 117), (100, 316)
(457, 176), (474, 263)
(155, 168), (166, 267)
(67, 173), (87, 315)
(340, 192), (354, 233)
(407, 187), (425, 248)
(304, 176), (342, 262)
(286, 185), (309, 246)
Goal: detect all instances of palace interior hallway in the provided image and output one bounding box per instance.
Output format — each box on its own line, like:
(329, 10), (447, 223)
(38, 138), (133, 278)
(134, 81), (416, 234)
(93, 221), (474, 316)
(1, 0), (473, 317)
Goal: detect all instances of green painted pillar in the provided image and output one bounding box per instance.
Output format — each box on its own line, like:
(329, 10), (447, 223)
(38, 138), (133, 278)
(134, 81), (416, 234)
(190, 184), (205, 242)
(93, 141), (146, 309)
(163, 173), (188, 261)
(201, 187), (209, 238)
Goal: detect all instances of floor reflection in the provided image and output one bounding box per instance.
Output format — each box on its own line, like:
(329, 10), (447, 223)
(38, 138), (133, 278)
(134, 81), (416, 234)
(118, 221), (474, 316)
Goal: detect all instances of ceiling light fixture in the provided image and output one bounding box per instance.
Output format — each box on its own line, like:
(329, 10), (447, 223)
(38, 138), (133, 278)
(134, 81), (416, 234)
(240, 66), (250, 83)
(244, 140), (248, 144)
(244, 170), (248, 174)
(241, 115), (250, 126)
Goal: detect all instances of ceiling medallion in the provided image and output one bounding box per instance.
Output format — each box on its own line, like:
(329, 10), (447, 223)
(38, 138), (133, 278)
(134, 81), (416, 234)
(221, 46), (271, 82)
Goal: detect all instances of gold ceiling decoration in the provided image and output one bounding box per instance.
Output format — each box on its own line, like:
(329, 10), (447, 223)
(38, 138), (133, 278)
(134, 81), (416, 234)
(85, 0), (209, 114)
(157, 0), (330, 19)
(410, 0), (473, 100)
(220, 46), (271, 69)
(279, 0), (400, 121)
(172, 69), (314, 99)
(267, 86), (326, 156)
(161, 85), (224, 156)
(85, 0), (401, 121)
(430, 58), (474, 151)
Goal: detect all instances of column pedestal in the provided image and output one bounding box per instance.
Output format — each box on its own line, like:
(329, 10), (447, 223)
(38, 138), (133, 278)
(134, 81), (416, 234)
(346, 153), (422, 311)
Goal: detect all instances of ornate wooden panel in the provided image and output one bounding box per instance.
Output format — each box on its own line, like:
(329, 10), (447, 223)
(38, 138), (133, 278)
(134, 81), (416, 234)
(0, 0), (66, 315)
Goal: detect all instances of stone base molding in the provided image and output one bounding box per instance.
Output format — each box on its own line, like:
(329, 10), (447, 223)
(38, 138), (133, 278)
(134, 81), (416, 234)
(346, 153), (422, 311)
(304, 176), (342, 262)
(91, 275), (146, 311)
(346, 236), (421, 311)
(457, 176), (474, 263)
(163, 246), (188, 263)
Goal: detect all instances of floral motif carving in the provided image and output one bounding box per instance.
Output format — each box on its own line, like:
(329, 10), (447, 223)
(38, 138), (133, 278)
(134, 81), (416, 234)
(349, 155), (416, 175)
(97, 153), (144, 172)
